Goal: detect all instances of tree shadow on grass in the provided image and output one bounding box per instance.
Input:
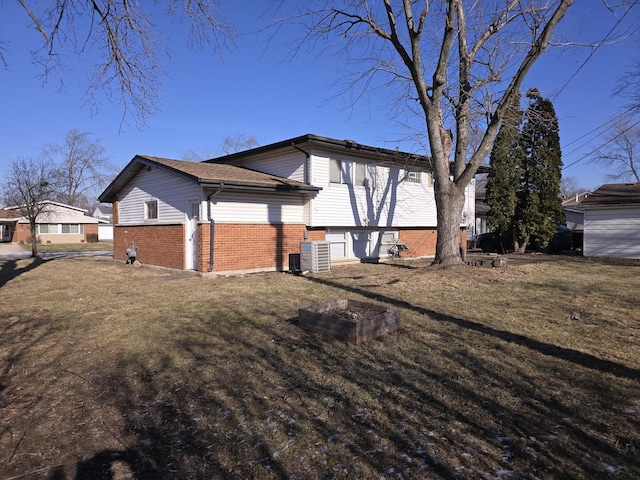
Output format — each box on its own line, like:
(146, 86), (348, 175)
(4, 263), (634, 479)
(0, 256), (51, 289)
(74, 449), (161, 480)
(95, 279), (640, 479)
(302, 274), (640, 381)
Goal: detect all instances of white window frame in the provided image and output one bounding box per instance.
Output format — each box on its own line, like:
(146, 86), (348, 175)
(61, 224), (83, 234)
(145, 200), (158, 220)
(405, 169), (422, 184)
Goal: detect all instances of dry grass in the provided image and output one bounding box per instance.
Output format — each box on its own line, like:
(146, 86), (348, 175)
(19, 242), (113, 253)
(1, 254), (639, 479)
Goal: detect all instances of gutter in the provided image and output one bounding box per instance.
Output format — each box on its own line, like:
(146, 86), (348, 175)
(206, 183), (224, 272)
(291, 142), (311, 184)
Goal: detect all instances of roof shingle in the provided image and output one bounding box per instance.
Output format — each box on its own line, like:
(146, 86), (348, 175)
(580, 183), (640, 207)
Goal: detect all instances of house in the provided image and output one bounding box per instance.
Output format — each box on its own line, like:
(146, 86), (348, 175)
(561, 192), (591, 252)
(0, 201), (100, 244)
(92, 204), (113, 222)
(474, 176), (489, 238)
(579, 183), (640, 259)
(92, 204), (114, 241)
(99, 134), (476, 274)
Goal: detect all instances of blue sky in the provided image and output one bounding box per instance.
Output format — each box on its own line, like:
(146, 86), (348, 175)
(1, 1), (638, 194)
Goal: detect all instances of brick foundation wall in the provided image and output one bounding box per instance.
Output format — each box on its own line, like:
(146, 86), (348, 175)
(14, 223), (30, 244)
(111, 222), (468, 273)
(398, 228), (438, 258)
(114, 224), (185, 270)
(198, 223), (311, 273)
(306, 228), (327, 242)
(397, 227), (466, 259)
(84, 223), (98, 241)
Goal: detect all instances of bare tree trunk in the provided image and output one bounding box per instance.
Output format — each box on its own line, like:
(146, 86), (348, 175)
(29, 219), (38, 257)
(432, 182), (466, 266)
(513, 232), (528, 254)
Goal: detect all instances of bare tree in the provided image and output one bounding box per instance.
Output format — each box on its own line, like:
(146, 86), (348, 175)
(219, 134), (259, 155)
(44, 129), (116, 210)
(3, 1), (234, 127)
(1, 157), (63, 257)
(282, 1), (573, 266)
(182, 134), (259, 161)
(592, 116), (640, 183)
(616, 56), (640, 113)
(181, 147), (219, 162)
(560, 176), (590, 200)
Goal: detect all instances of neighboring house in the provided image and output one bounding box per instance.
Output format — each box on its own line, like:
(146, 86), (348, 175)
(561, 192), (591, 252)
(99, 134), (476, 274)
(579, 183), (640, 259)
(474, 176), (489, 238)
(93, 204), (114, 241)
(0, 209), (21, 242)
(92, 204), (113, 222)
(1, 201), (100, 244)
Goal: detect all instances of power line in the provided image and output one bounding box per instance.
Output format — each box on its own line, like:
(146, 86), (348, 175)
(561, 107), (636, 153)
(562, 116), (640, 170)
(551, 0), (638, 100)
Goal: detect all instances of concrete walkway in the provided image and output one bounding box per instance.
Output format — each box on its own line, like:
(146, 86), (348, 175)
(0, 243), (112, 260)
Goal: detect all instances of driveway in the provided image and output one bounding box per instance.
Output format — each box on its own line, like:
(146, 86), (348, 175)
(0, 242), (31, 259)
(0, 243), (112, 260)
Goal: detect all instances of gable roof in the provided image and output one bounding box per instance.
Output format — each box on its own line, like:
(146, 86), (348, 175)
(3, 200), (88, 214)
(206, 133), (430, 166)
(208, 133), (491, 174)
(0, 210), (20, 220)
(579, 183), (640, 208)
(1, 201), (98, 223)
(562, 192), (591, 208)
(99, 155), (321, 203)
(94, 204), (113, 215)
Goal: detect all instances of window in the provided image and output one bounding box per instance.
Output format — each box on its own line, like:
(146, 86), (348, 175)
(355, 163), (366, 186)
(145, 200), (158, 220)
(38, 224), (57, 234)
(330, 159), (342, 184)
(61, 224), (82, 234)
(355, 163), (377, 187)
(405, 169), (422, 184)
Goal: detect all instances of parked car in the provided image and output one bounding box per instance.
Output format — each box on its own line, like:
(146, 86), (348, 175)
(476, 232), (508, 253)
(476, 225), (574, 254)
(546, 224), (574, 253)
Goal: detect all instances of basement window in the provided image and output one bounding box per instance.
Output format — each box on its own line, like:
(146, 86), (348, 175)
(145, 200), (158, 220)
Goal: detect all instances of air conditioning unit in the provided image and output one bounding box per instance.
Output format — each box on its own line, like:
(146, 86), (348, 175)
(300, 241), (331, 273)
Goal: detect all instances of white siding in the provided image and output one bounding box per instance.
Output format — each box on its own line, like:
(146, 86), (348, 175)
(209, 191), (305, 224)
(118, 167), (200, 224)
(308, 152), (439, 227)
(224, 151), (306, 182)
(584, 207), (640, 259)
(462, 179), (476, 239)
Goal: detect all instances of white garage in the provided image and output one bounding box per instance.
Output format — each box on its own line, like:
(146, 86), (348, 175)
(581, 183), (640, 260)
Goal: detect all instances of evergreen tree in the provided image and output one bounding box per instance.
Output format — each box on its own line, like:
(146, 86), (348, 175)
(486, 89), (563, 252)
(486, 95), (523, 251)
